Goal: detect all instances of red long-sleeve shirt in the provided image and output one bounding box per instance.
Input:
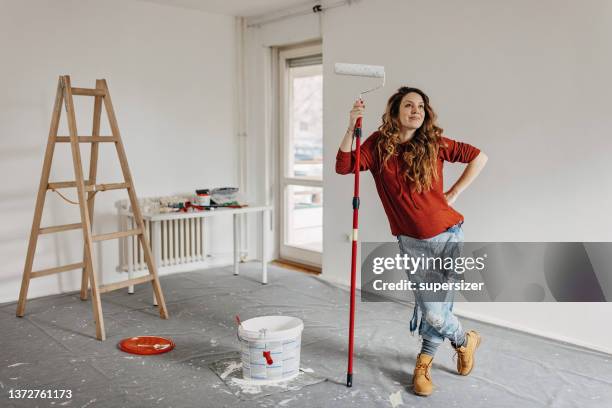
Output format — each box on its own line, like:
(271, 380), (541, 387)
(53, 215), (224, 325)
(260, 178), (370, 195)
(335, 132), (481, 239)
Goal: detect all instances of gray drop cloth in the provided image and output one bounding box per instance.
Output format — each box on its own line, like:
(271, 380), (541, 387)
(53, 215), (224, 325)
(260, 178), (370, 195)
(1, 262), (611, 407)
(209, 352), (326, 400)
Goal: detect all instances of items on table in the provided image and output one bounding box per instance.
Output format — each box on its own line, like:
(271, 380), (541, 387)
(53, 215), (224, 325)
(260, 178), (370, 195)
(119, 188), (246, 214)
(210, 187), (240, 206)
(194, 189), (211, 206)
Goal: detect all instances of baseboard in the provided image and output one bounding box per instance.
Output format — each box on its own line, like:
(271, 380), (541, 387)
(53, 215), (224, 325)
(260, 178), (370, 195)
(451, 307), (612, 356)
(316, 274), (612, 356)
(273, 259), (321, 275)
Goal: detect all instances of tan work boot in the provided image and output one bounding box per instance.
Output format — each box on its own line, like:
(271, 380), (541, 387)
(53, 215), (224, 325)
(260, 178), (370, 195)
(412, 353), (434, 396)
(455, 330), (481, 376)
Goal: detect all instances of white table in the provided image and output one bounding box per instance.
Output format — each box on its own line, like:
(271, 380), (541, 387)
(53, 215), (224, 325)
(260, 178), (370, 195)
(120, 204), (272, 304)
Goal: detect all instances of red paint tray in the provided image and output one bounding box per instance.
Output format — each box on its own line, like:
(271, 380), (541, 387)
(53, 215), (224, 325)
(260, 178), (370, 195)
(118, 336), (175, 355)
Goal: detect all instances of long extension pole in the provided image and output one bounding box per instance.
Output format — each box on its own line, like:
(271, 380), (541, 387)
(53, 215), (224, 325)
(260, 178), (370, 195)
(347, 116), (362, 387)
(335, 62), (384, 388)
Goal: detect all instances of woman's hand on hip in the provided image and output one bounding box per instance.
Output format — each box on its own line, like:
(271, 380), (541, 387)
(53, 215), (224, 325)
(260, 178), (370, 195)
(444, 189), (459, 205)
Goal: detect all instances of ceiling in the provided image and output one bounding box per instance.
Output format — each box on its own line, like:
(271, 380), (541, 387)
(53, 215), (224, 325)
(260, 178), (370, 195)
(136, 0), (316, 18)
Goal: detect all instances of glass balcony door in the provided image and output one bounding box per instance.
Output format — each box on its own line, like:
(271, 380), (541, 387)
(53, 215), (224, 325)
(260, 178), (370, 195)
(278, 44), (323, 267)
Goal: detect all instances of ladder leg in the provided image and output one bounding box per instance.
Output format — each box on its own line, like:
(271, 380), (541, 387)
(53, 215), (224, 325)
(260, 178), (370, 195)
(85, 244), (105, 340)
(17, 79), (64, 317)
(63, 76), (106, 340)
(143, 231), (167, 317)
(80, 80), (104, 300)
(127, 216), (135, 294)
(152, 221), (161, 306)
(80, 258), (89, 300)
(101, 79), (168, 320)
(80, 251), (91, 300)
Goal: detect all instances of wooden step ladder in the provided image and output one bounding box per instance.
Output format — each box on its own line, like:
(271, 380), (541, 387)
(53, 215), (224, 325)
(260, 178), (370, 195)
(16, 76), (168, 340)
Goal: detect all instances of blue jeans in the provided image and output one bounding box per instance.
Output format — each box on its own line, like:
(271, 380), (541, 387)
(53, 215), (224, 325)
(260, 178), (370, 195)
(397, 222), (465, 345)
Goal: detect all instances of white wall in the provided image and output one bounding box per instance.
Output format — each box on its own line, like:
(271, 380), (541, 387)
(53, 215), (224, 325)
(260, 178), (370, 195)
(0, 0), (237, 303)
(322, 0), (612, 354)
(245, 0), (612, 354)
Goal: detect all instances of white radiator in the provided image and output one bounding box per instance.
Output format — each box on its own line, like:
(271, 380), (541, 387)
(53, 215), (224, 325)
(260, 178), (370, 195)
(118, 215), (207, 272)
(115, 199), (272, 285)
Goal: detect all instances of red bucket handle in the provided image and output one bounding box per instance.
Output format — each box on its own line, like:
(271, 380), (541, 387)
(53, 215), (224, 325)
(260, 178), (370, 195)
(263, 351), (273, 365)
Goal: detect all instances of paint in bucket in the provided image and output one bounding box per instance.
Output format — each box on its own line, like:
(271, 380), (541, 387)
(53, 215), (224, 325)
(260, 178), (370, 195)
(237, 316), (304, 383)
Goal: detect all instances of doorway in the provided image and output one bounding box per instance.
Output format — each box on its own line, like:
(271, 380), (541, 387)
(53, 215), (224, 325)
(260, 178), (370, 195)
(277, 43), (323, 268)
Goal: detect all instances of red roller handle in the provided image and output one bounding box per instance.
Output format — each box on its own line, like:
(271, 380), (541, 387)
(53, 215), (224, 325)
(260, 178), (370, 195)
(347, 114), (362, 387)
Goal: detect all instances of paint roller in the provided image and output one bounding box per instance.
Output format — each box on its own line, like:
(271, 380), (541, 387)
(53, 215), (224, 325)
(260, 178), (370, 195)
(334, 62), (386, 388)
(334, 63), (385, 98)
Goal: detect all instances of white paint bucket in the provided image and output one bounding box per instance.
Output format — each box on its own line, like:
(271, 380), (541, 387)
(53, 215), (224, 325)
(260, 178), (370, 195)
(238, 316), (304, 383)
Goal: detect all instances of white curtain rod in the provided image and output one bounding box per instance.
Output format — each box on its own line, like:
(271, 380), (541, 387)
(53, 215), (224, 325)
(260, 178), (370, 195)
(246, 0), (353, 28)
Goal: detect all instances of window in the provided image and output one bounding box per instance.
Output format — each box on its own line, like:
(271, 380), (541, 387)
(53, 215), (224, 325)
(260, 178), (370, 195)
(278, 44), (323, 267)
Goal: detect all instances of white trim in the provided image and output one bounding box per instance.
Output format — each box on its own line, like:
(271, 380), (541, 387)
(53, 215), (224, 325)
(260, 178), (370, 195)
(235, 16), (249, 261)
(452, 307), (612, 356)
(319, 274), (612, 356)
(282, 246), (322, 268)
(278, 43), (322, 61)
(270, 46), (280, 262)
(283, 177), (323, 187)
(277, 42), (323, 267)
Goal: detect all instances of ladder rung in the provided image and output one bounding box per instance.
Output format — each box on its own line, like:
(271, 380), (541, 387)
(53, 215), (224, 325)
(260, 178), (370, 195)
(71, 87), (106, 97)
(99, 275), (154, 294)
(85, 182), (130, 192)
(55, 136), (116, 143)
(92, 228), (142, 242)
(39, 223), (82, 235)
(48, 180), (92, 189)
(31, 262), (85, 278)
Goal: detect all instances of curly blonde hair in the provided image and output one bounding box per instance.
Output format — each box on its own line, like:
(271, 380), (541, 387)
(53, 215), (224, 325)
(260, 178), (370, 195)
(376, 87), (444, 193)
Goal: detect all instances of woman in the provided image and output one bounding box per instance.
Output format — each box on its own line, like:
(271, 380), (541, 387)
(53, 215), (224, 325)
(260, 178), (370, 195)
(335, 86), (488, 396)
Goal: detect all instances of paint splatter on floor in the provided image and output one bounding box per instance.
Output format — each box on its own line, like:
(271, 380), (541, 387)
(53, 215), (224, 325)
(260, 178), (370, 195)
(209, 354), (326, 401)
(278, 396), (298, 406)
(220, 361), (241, 380)
(7, 363), (29, 368)
(389, 390), (403, 407)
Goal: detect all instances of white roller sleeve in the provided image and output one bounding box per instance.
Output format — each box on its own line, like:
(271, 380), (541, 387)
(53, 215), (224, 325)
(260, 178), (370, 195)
(334, 63), (385, 78)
